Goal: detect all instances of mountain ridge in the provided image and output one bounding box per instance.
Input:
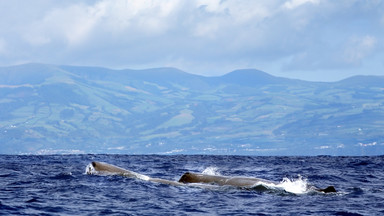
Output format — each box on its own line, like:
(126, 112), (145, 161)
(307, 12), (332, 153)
(2, 63), (381, 85)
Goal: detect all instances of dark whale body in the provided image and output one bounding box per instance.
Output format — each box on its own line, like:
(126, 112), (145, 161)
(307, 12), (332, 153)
(178, 172), (275, 187)
(178, 172), (336, 193)
(88, 161), (183, 186)
(87, 161), (336, 193)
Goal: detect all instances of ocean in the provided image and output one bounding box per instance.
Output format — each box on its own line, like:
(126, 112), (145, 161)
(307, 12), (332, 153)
(0, 155), (383, 215)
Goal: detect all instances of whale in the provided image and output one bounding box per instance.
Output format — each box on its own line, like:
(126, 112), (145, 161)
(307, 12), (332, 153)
(87, 161), (184, 186)
(178, 172), (336, 193)
(178, 172), (276, 187)
(87, 161), (336, 193)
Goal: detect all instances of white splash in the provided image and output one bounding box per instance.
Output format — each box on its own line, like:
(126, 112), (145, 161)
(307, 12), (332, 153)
(202, 166), (221, 176)
(125, 172), (151, 181)
(85, 163), (97, 175)
(276, 175), (309, 194)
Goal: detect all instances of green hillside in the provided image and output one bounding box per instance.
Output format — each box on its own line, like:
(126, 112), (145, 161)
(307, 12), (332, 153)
(0, 64), (383, 155)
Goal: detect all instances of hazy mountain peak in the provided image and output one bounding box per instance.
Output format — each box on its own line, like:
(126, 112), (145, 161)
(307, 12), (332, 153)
(221, 69), (295, 86)
(0, 63), (64, 85)
(337, 75), (384, 87)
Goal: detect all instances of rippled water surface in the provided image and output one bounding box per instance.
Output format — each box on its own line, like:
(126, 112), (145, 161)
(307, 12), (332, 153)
(0, 155), (383, 215)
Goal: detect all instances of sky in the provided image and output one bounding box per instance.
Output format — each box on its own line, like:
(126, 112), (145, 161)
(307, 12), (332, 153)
(0, 0), (384, 81)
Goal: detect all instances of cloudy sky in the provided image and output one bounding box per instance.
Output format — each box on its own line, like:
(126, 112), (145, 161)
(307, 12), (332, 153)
(0, 0), (383, 81)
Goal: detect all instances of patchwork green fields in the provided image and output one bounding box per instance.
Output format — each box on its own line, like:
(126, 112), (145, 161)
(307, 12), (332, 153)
(1, 64), (383, 155)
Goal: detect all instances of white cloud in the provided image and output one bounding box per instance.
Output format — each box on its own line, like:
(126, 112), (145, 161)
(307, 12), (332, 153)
(0, 38), (6, 54)
(25, 3), (103, 46)
(283, 0), (320, 10)
(94, 0), (181, 35)
(343, 35), (377, 65)
(197, 0), (274, 21)
(0, 0), (384, 80)
(192, 0), (276, 38)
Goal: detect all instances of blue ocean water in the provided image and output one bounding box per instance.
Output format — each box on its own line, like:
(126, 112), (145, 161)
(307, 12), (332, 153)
(0, 155), (383, 215)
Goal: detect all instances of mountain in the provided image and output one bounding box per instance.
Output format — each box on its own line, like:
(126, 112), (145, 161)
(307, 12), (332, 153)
(337, 75), (384, 87)
(220, 69), (304, 86)
(0, 63), (383, 155)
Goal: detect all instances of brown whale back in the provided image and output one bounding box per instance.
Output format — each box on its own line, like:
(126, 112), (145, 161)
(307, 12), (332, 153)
(178, 172), (270, 187)
(91, 161), (183, 185)
(179, 172), (229, 184)
(179, 172), (337, 193)
(91, 161), (130, 174)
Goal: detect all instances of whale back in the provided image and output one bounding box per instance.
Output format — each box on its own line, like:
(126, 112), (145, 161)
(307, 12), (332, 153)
(178, 172), (275, 187)
(317, 186), (337, 193)
(179, 172), (229, 184)
(89, 161), (150, 180)
(91, 161), (130, 174)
